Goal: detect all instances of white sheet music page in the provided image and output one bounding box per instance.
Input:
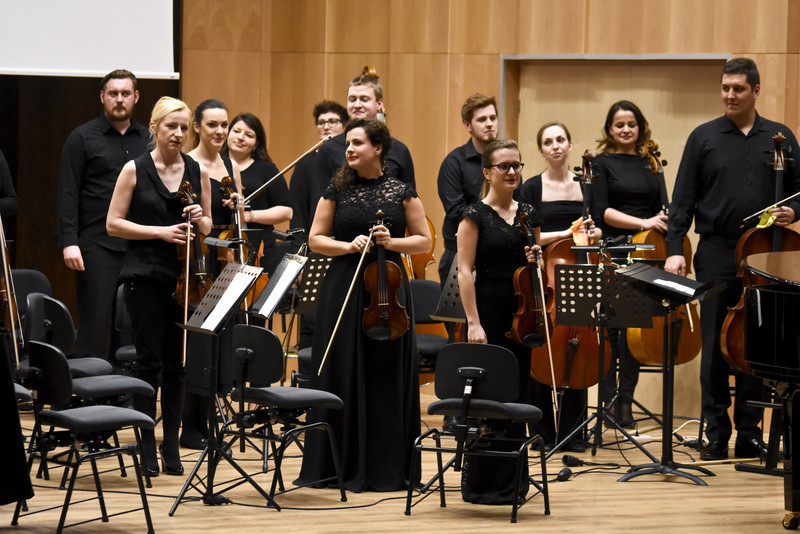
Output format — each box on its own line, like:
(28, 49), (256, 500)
(201, 272), (253, 330)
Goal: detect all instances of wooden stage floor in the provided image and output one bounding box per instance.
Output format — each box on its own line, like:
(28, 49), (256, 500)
(3, 384), (788, 533)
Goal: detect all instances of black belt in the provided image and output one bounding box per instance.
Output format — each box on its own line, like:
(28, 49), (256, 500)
(699, 234), (739, 248)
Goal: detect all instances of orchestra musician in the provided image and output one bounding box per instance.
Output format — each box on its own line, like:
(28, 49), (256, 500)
(179, 99), (244, 451)
(296, 118), (430, 492)
(664, 58), (800, 461)
(520, 122), (599, 451)
(107, 96), (212, 477)
(593, 100), (668, 428)
(457, 138), (541, 504)
(224, 112), (292, 276)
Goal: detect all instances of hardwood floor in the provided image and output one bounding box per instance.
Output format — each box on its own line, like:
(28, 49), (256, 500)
(3, 385), (788, 533)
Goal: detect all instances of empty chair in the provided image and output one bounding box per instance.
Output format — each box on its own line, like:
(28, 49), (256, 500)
(25, 293), (113, 377)
(409, 279), (449, 376)
(13, 340), (155, 533)
(226, 324), (347, 502)
(405, 342), (550, 523)
(11, 268), (53, 318)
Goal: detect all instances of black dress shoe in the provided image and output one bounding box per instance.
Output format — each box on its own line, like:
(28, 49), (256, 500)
(159, 444), (184, 476)
(700, 440), (729, 460)
(734, 436), (768, 459)
(143, 464), (159, 478)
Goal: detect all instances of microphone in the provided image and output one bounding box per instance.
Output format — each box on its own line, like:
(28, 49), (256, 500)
(562, 454), (584, 467)
(550, 467), (572, 482)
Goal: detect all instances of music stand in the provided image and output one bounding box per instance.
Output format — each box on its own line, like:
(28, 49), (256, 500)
(169, 263), (282, 514)
(294, 253), (333, 316)
(615, 262), (716, 485)
(544, 263), (660, 462)
(252, 253), (308, 320)
(431, 252), (465, 323)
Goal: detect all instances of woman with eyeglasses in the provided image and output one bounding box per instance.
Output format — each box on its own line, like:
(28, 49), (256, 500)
(224, 112), (292, 276)
(456, 138), (541, 505)
(593, 100), (667, 429)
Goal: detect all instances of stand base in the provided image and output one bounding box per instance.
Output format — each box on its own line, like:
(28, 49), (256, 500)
(734, 462), (784, 477)
(618, 460), (714, 485)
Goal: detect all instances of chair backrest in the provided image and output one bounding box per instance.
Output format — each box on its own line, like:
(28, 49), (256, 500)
(27, 340), (73, 408)
(232, 324), (284, 387)
(25, 293), (77, 356)
(409, 279), (443, 325)
(11, 269), (53, 316)
(434, 342), (519, 402)
(115, 284), (132, 332)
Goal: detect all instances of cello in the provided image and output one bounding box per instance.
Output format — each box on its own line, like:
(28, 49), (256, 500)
(627, 140), (702, 365)
(363, 210), (409, 340)
(533, 150), (611, 390)
(721, 132), (800, 372)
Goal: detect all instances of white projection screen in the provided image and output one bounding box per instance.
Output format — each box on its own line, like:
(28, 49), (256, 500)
(0, 0), (178, 79)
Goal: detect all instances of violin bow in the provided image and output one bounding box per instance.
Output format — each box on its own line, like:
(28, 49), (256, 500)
(521, 213), (559, 433)
(317, 224), (378, 376)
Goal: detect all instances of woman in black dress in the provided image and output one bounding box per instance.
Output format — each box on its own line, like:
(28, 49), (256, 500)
(520, 122), (599, 451)
(296, 118), (430, 492)
(457, 138), (540, 504)
(107, 96), (211, 476)
(593, 100), (667, 427)
(224, 112), (292, 276)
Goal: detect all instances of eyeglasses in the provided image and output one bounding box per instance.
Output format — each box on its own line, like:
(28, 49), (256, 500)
(487, 162), (524, 173)
(316, 118), (342, 127)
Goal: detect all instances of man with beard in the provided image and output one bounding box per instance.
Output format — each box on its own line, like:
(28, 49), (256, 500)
(437, 93), (499, 285)
(57, 69), (149, 360)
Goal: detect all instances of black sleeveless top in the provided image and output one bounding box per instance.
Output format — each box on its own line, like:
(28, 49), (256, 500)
(209, 155), (236, 229)
(121, 152), (203, 283)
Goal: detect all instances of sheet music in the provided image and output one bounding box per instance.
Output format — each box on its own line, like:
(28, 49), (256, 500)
(254, 253), (307, 318)
(652, 278), (695, 296)
(201, 271), (255, 330)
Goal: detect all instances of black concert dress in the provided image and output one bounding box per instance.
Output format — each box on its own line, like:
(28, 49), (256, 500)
(460, 200), (539, 504)
(296, 174), (421, 492)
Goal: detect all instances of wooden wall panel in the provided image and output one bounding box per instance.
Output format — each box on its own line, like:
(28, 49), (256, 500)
(270, 0), (326, 53)
(388, 0), (449, 54)
(181, 50), (263, 122)
(324, 0), (391, 53)
(183, 0), (263, 51)
(448, 0), (521, 54)
(517, 0), (587, 55)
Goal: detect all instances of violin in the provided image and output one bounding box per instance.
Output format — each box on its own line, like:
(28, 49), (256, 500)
(721, 132), (800, 372)
(218, 176), (251, 265)
(510, 213), (553, 347)
(176, 180), (214, 309)
(532, 150), (611, 389)
(0, 215), (22, 368)
(627, 140), (702, 366)
(363, 210), (409, 340)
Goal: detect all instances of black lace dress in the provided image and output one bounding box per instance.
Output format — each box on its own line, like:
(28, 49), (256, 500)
(460, 200), (540, 504)
(296, 174), (421, 492)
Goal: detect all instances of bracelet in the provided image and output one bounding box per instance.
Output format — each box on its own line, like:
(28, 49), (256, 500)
(640, 218), (646, 232)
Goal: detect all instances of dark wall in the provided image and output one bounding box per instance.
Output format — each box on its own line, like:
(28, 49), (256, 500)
(1, 75), (178, 317)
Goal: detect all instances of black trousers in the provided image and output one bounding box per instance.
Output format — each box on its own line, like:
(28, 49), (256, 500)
(75, 239), (124, 359)
(694, 238), (764, 443)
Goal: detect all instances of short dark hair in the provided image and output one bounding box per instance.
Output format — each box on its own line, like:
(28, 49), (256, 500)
(100, 69), (137, 92)
(313, 100), (348, 123)
(722, 57), (760, 88)
(596, 100), (651, 155)
(461, 93), (498, 123)
(222, 112), (272, 163)
(332, 118), (392, 190)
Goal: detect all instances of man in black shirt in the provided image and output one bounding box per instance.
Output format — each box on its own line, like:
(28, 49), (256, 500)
(314, 68), (415, 193)
(57, 69), (149, 360)
(665, 58), (800, 460)
(436, 94), (498, 286)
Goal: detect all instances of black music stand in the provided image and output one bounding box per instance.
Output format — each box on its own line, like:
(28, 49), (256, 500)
(294, 253), (333, 316)
(615, 262), (716, 485)
(544, 263), (660, 462)
(169, 263), (281, 514)
(431, 252), (465, 323)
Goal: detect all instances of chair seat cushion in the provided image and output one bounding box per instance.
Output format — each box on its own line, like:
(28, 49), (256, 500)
(232, 386), (343, 410)
(40, 405), (155, 433)
(15, 382), (32, 402)
(417, 334), (447, 356)
(115, 345), (138, 363)
(68, 357), (114, 377)
(72, 375), (155, 400)
(428, 398), (542, 423)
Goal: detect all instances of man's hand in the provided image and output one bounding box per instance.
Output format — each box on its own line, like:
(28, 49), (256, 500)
(664, 254), (686, 276)
(63, 245), (85, 271)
